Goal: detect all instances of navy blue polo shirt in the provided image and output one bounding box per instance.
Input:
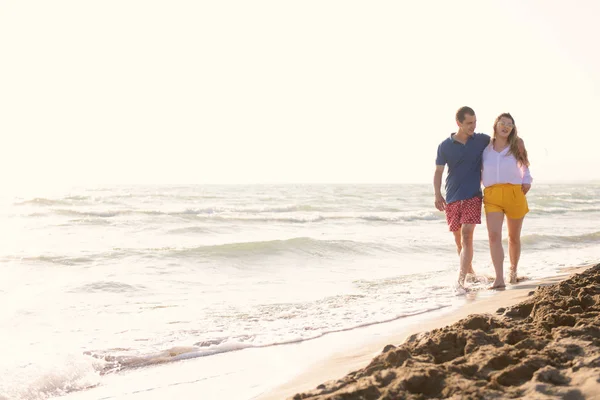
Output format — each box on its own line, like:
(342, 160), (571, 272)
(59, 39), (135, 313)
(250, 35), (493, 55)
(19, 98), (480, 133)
(435, 133), (491, 204)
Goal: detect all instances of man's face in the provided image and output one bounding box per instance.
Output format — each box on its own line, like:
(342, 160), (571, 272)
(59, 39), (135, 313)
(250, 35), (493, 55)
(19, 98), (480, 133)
(457, 114), (476, 136)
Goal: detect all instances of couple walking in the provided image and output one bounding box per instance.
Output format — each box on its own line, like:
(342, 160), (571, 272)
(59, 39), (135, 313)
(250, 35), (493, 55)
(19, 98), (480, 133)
(434, 106), (532, 290)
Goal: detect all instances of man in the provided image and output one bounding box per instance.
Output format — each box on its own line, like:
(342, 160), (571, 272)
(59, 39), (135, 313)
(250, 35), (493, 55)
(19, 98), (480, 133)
(434, 106), (490, 288)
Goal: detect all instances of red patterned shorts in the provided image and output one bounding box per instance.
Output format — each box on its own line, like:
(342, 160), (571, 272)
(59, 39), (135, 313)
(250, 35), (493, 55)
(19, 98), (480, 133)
(445, 196), (482, 232)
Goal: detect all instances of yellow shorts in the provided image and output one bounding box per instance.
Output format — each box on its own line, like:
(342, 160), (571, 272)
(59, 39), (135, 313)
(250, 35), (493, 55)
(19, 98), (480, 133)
(483, 184), (529, 219)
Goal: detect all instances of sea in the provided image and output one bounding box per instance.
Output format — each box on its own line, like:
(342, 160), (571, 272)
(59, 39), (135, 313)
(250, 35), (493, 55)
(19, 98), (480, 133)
(1, 183), (599, 400)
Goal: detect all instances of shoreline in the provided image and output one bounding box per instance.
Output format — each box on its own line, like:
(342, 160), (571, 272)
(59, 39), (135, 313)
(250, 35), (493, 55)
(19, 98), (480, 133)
(255, 264), (596, 400)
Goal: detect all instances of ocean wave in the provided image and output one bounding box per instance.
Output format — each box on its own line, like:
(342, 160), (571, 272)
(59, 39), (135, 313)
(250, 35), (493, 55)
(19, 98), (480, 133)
(356, 211), (441, 222)
(175, 210), (442, 224)
(8, 238), (404, 266)
(7, 250), (134, 266)
(14, 197), (90, 207)
(15, 255), (94, 266)
(20, 206), (325, 221)
(353, 269), (447, 290)
(576, 207), (600, 213)
(59, 218), (113, 226)
(135, 207), (327, 221)
(163, 237), (398, 259)
(166, 226), (216, 235)
(563, 198), (599, 204)
(221, 204), (323, 213)
(23, 209), (440, 224)
(0, 353), (104, 400)
(88, 305), (449, 374)
(11, 237), (416, 265)
(24, 204), (594, 225)
(53, 209), (128, 218)
(521, 231), (600, 247)
(529, 205), (600, 215)
(71, 281), (145, 293)
(197, 214), (326, 223)
(528, 206), (569, 215)
(20, 204), (445, 224)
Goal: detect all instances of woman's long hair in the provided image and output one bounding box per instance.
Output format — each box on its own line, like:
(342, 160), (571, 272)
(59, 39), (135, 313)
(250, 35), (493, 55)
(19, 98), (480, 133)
(492, 113), (530, 167)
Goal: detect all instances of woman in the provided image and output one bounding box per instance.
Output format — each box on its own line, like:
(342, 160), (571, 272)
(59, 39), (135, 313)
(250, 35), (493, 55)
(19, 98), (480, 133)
(482, 113), (532, 288)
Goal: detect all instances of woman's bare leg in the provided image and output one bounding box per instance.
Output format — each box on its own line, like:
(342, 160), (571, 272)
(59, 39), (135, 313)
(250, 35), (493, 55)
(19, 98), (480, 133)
(486, 212), (505, 288)
(506, 217), (525, 284)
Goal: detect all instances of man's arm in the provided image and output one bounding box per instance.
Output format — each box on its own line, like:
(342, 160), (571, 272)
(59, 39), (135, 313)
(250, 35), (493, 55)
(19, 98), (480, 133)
(517, 138), (528, 160)
(521, 167), (532, 194)
(433, 165), (446, 211)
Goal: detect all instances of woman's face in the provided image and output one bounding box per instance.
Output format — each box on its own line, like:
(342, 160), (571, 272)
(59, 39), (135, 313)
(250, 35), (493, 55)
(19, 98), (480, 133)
(496, 117), (514, 139)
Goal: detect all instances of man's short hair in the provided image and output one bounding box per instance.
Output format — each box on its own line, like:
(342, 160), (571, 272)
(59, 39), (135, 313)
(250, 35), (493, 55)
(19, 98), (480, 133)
(456, 106), (475, 123)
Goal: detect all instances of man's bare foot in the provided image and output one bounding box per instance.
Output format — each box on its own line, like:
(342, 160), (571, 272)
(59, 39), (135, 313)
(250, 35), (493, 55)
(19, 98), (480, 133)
(490, 280), (506, 290)
(509, 269), (518, 284)
(452, 281), (468, 295)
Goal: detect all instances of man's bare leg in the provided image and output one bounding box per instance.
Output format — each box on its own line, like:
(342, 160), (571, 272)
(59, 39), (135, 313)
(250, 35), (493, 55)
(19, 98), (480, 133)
(457, 224), (476, 287)
(453, 230), (475, 276)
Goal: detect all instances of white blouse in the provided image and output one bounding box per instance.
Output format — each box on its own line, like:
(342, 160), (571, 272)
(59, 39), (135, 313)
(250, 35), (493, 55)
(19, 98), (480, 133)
(482, 144), (532, 187)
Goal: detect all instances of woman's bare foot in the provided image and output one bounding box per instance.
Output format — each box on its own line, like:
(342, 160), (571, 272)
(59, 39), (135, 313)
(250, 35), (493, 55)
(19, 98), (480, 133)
(466, 265), (476, 275)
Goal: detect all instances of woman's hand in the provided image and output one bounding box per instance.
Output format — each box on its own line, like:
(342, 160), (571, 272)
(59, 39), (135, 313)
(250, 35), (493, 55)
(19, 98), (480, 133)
(522, 183), (531, 195)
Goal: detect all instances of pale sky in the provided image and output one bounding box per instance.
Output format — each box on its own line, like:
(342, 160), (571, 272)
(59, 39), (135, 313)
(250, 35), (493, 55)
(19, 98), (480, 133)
(1, 0), (599, 187)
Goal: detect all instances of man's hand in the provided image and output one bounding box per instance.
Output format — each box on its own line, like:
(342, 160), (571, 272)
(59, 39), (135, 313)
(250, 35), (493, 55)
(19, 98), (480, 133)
(522, 183), (531, 195)
(517, 138), (525, 153)
(435, 193), (447, 211)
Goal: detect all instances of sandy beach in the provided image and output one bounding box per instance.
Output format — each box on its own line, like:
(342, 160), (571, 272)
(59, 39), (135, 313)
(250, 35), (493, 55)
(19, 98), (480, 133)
(257, 264), (600, 400)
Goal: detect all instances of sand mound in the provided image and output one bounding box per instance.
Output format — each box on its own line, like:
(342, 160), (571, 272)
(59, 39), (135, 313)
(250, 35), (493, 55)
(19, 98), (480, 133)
(292, 264), (600, 399)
